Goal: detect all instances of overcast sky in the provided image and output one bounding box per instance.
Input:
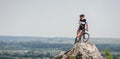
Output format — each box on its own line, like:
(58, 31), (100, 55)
(0, 0), (120, 38)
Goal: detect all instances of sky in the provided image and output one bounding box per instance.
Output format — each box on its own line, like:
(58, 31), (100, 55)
(0, 0), (120, 38)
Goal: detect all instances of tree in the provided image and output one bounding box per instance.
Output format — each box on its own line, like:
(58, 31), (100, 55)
(102, 49), (112, 59)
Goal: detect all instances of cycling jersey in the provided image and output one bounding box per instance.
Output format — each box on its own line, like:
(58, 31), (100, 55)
(78, 19), (87, 30)
(80, 19), (87, 26)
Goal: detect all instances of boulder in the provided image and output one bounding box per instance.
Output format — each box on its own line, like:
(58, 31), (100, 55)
(55, 42), (103, 59)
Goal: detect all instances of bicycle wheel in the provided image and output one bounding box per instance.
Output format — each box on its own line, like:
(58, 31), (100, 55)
(81, 33), (89, 42)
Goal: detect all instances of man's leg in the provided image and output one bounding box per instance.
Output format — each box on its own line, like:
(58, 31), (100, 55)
(81, 29), (85, 39)
(74, 30), (81, 44)
(77, 30), (81, 39)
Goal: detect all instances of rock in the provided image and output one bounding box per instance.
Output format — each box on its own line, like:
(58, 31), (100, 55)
(55, 42), (103, 59)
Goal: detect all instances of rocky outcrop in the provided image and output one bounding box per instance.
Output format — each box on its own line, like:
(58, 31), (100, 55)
(55, 42), (103, 59)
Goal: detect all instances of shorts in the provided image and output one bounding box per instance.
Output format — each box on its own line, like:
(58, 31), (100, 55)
(78, 25), (85, 31)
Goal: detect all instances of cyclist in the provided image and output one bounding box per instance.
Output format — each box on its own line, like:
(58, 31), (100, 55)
(75, 14), (88, 43)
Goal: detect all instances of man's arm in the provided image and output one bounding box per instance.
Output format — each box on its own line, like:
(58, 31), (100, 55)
(86, 22), (88, 31)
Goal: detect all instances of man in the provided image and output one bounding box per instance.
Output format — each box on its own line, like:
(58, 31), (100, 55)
(75, 14), (88, 44)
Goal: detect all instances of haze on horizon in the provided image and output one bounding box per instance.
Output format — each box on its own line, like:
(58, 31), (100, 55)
(0, 0), (120, 38)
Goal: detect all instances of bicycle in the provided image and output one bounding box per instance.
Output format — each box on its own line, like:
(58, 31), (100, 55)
(74, 29), (90, 44)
